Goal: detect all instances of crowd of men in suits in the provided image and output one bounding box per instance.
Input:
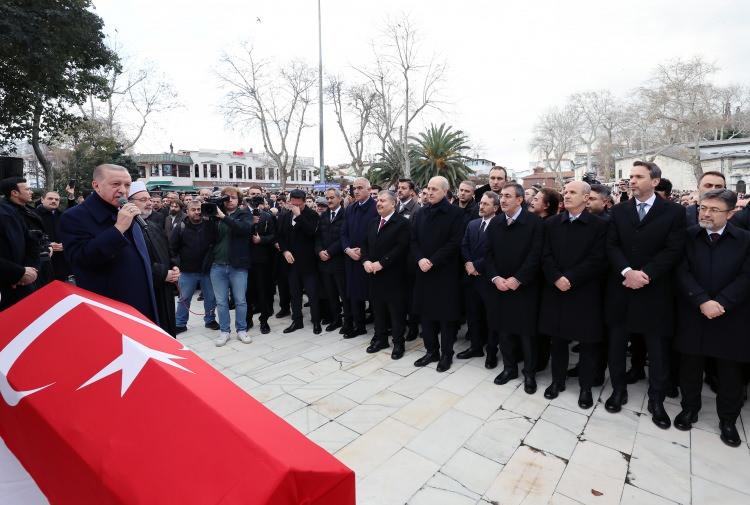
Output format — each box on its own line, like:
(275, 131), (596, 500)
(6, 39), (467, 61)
(2, 160), (750, 449)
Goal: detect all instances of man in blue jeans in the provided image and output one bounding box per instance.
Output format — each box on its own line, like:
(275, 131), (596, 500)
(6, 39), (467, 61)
(210, 187), (253, 346)
(169, 200), (219, 333)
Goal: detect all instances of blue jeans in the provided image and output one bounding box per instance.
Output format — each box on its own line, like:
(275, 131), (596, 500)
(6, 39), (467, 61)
(210, 264), (248, 332)
(176, 272), (217, 327)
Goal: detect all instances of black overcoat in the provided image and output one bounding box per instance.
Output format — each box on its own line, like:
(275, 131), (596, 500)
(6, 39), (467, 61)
(341, 198), (378, 300)
(144, 224), (177, 337)
(538, 211), (608, 342)
(605, 196), (686, 334)
(675, 224), (750, 362)
(315, 206), (346, 274)
(361, 213), (410, 302)
(484, 208), (544, 336)
(277, 206), (320, 275)
(410, 198), (466, 322)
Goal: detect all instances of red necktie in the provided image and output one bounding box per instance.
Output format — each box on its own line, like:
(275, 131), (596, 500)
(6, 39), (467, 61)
(378, 218), (386, 232)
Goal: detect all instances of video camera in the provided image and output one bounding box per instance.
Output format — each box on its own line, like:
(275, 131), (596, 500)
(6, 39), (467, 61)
(28, 229), (51, 261)
(201, 195), (230, 218)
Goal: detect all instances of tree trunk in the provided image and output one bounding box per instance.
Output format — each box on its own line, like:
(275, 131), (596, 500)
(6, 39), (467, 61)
(691, 134), (703, 183)
(402, 75), (410, 178)
(31, 103), (53, 191)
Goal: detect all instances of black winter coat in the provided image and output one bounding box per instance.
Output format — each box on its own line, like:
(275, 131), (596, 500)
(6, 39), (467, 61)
(605, 196), (686, 334)
(538, 211), (608, 342)
(361, 213), (410, 301)
(315, 206), (346, 274)
(144, 224), (177, 337)
(675, 224), (750, 362)
(341, 198), (378, 300)
(249, 210), (276, 265)
(484, 207), (544, 337)
(215, 208), (253, 269)
(410, 198), (464, 321)
(169, 218), (217, 273)
(0, 199), (39, 309)
(277, 206), (320, 274)
(34, 205), (70, 280)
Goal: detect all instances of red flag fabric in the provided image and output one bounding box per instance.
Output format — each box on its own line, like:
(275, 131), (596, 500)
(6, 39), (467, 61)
(0, 282), (355, 505)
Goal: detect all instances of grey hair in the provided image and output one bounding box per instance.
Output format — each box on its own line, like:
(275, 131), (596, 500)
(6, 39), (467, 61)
(503, 183), (525, 199)
(482, 191), (501, 207)
(378, 189), (397, 206)
(326, 187), (341, 198)
(93, 164), (128, 181)
(429, 176), (450, 191)
(700, 188), (737, 210)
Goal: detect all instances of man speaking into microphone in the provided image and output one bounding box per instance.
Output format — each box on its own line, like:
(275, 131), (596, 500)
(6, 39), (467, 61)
(59, 164), (158, 323)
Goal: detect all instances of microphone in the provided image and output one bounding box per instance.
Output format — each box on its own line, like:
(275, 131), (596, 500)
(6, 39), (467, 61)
(118, 197), (149, 230)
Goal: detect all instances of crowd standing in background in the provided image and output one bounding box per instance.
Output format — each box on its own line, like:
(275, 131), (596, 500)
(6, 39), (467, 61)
(3, 161), (750, 449)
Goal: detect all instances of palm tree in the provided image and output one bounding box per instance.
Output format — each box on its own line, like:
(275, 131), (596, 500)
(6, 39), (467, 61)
(411, 123), (473, 189)
(368, 139), (417, 188)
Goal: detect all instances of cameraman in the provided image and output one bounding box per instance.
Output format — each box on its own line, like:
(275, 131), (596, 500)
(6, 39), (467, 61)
(245, 186), (276, 334)
(0, 177), (40, 310)
(210, 187), (253, 346)
(34, 191), (71, 282)
(170, 199), (219, 334)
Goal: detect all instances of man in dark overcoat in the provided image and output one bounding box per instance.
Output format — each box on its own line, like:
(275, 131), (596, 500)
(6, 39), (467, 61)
(278, 189), (322, 334)
(411, 176), (465, 372)
(457, 191), (499, 368)
(315, 188), (349, 333)
(59, 164), (158, 323)
(605, 161), (686, 430)
(361, 190), (411, 360)
(341, 177), (378, 338)
(485, 183), (544, 394)
(539, 181), (608, 409)
(674, 189), (750, 447)
(396, 178), (421, 341)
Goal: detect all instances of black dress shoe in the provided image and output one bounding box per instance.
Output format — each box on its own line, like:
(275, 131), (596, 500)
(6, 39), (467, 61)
(339, 325), (353, 335)
(673, 410), (698, 431)
(436, 355), (453, 372)
(578, 389), (593, 409)
(720, 420), (742, 447)
(605, 390), (628, 413)
(205, 321), (220, 330)
(494, 368), (518, 385)
(365, 313), (375, 325)
(647, 400), (671, 429)
(366, 340), (389, 353)
(405, 326), (419, 342)
(625, 367), (646, 384)
(567, 365), (579, 378)
(313, 323), (322, 334)
(456, 348), (484, 359)
(524, 374), (537, 395)
(414, 352), (440, 367)
(391, 342), (405, 360)
(275, 309), (291, 318)
(592, 374), (605, 387)
(485, 354), (498, 369)
(343, 327), (367, 339)
(260, 321), (271, 334)
(544, 382), (565, 399)
(283, 321), (303, 334)
(665, 385), (679, 399)
(326, 319), (342, 332)
(175, 326), (187, 335)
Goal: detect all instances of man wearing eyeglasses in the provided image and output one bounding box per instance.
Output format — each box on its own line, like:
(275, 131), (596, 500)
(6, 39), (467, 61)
(674, 189), (750, 447)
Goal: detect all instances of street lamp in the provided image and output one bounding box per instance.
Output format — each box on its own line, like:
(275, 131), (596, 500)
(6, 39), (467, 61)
(317, 0), (325, 186)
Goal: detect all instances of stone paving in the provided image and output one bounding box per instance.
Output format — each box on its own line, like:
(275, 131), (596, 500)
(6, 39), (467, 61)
(178, 301), (750, 505)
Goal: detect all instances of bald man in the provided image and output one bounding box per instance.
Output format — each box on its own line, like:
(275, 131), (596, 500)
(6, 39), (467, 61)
(411, 176), (465, 372)
(59, 165), (158, 322)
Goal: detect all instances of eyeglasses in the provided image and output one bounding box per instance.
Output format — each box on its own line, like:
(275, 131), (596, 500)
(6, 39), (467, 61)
(698, 206), (730, 214)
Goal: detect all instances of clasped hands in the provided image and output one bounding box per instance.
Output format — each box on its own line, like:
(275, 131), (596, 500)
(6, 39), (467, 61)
(363, 261), (383, 274)
(700, 300), (725, 319)
(493, 276), (520, 291)
(623, 269), (650, 289)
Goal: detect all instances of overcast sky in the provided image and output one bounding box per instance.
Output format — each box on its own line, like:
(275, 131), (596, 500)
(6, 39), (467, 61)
(92, 0), (750, 173)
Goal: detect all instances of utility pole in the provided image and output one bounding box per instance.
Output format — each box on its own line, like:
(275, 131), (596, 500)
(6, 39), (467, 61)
(317, 0), (325, 186)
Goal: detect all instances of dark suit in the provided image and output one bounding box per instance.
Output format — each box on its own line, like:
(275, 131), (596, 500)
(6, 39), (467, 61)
(362, 213), (410, 344)
(59, 192), (158, 323)
(606, 196), (686, 400)
(34, 205), (70, 281)
(248, 209), (276, 324)
(411, 198), (465, 357)
(397, 197), (420, 334)
(539, 211), (608, 387)
(341, 198), (378, 328)
(277, 206), (321, 325)
(0, 200), (40, 310)
(729, 205), (750, 230)
(676, 224), (750, 423)
(460, 216), (494, 353)
(485, 207), (544, 376)
(316, 205), (349, 326)
(685, 204), (699, 227)
(396, 198), (418, 221)
(164, 211), (185, 238)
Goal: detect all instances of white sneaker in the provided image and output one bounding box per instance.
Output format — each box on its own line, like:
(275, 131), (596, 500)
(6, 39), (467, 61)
(214, 331), (230, 347)
(237, 331), (252, 344)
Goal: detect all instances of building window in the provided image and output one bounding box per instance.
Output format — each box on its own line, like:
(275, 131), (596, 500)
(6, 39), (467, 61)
(236, 166), (242, 179)
(203, 164), (208, 178)
(162, 164), (173, 176)
(138, 166), (146, 178)
(210, 164), (218, 178)
(256, 166), (265, 180)
(150, 165), (159, 176)
(194, 164), (199, 177)
(301, 170), (307, 181)
(229, 165), (233, 179)
(178, 165), (190, 177)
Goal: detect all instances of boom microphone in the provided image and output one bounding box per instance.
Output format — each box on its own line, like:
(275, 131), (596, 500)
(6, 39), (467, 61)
(118, 197), (149, 230)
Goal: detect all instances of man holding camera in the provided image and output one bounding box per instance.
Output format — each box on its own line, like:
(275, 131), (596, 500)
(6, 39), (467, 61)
(34, 191), (71, 282)
(210, 187), (253, 346)
(0, 177), (40, 310)
(245, 186), (276, 334)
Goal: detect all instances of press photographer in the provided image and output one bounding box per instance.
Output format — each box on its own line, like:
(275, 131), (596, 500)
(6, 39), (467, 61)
(245, 188), (276, 334)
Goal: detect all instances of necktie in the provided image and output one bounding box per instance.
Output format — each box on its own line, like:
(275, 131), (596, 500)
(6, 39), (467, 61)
(506, 217), (514, 226)
(378, 217), (386, 232)
(710, 233), (720, 243)
(480, 220), (487, 233)
(330, 210), (336, 223)
(637, 202), (647, 221)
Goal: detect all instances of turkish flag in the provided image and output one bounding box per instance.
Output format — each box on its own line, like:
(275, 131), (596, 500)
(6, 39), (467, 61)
(0, 282), (355, 504)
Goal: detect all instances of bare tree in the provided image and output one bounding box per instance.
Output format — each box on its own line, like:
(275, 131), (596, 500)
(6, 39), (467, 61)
(355, 53), (402, 156)
(570, 91), (612, 174)
(326, 75), (378, 176)
(217, 44), (316, 190)
(530, 105), (581, 185)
